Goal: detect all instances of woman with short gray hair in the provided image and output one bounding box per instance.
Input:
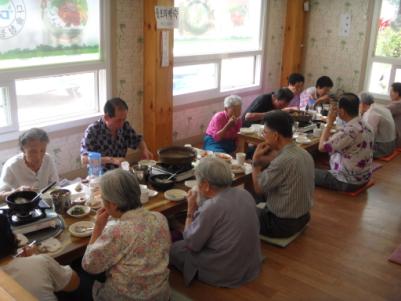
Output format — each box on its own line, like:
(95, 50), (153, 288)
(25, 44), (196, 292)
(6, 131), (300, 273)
(82, 169), (171, 301)
(0, 128), (58, 202)
(170, 157), (262, 287)
(203, 95), (242, 154)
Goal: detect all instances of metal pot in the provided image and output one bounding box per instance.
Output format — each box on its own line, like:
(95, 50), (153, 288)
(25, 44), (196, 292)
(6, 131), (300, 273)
(6, 191), (39, 215)
(157, 146), (196, 165)
(290, 111), (313, 124)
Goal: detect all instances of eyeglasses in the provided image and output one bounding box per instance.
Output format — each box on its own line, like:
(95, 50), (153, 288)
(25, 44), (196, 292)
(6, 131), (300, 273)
(262, 128), (273, 136)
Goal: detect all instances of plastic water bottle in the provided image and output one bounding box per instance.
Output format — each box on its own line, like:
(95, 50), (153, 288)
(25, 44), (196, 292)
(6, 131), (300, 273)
(88, 152), (102, 177)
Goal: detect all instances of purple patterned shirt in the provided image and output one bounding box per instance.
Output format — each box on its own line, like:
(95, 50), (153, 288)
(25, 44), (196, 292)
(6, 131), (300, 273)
(324, 117), (373, 185)
(80, 118), (142, 170)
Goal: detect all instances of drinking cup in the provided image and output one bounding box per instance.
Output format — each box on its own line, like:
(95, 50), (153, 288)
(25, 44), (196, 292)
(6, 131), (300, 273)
(121, 161), (130, 171)
(236, 152), (246, 165)
(140, 184), (149, 204)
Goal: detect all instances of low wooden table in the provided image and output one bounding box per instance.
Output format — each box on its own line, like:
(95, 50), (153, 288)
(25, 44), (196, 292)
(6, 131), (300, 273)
(237, 132), (321, 154)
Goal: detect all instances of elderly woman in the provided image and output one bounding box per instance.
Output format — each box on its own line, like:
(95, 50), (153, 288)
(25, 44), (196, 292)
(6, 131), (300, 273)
(170, 157), (262, 287)
(0, 128), (58, 201)
(203, 95), (242, 154)
(82, 169), (171, 301)
(0, 215), (79, 300)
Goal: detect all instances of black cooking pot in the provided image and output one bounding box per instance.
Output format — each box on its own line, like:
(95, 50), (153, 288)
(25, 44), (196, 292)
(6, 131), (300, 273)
(6, 191), (39, 215)
(157, 146), (196, 165)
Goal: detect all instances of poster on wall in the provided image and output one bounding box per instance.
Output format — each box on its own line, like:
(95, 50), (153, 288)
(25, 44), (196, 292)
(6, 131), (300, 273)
(0, 0), (101, 70)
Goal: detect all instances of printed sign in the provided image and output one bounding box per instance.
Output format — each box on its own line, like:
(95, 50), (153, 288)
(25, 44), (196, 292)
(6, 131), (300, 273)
(155, 6), (179, 29)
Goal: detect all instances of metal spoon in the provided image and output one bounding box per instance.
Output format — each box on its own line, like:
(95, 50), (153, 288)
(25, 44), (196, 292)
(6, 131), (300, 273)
(30, 181), (58, 204)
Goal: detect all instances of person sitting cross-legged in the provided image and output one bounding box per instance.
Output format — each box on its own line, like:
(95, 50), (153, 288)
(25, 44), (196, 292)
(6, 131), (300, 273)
(170, 157), (262, 287)
(203, 95), (242, 154)
(315, 93), (374, 192)
(359, 92), (396, 158)
(252, 110), (314, 238)
(387, 82), (401, 148)
(241, 88), (294, 128)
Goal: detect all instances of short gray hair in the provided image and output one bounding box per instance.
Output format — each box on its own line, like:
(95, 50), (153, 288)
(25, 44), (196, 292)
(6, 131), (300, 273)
(100, 169), (141, 212)
(224, 95), (242, 108)
(195, 157), (232, 188)
(18, 128), (49, 151)
(360, 92), (374, 105)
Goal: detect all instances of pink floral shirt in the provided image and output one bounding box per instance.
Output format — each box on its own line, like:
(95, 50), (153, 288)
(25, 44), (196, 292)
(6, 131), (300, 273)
(324, 117), (374, 185)
(205, 111), (242, 141)
(82, 208), (171, 301)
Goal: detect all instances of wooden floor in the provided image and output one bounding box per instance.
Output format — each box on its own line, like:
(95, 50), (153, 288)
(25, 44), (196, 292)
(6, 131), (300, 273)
(170, 155), (401, 301)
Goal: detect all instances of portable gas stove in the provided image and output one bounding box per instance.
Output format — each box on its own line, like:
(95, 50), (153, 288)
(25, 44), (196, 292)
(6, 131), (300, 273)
(0, 200), (61, 235)
(297, 122), (316, 133)
(150, 163), (195, 182)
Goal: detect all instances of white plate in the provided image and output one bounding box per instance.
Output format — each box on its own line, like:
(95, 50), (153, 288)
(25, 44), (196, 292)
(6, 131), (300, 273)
(67, 205), (91, 218)
(296, 137), (312, 144)
(138, 159), (157, 167)
(239, 127), (255, 134)
(69, 221), (95, 238)
(38, 238), (62, 253)
(164, 189), (188, 201)
(86, 199), (102, 209)
(214, 152), (233, 163)
(231, 164), (245, 174)
(72, 196), (87, 205)
(184, 180), (197, 189)
(148, 189), (158, 198)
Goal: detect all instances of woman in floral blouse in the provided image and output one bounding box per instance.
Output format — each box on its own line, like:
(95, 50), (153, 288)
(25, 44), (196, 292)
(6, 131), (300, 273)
(82, 169), (171, 301)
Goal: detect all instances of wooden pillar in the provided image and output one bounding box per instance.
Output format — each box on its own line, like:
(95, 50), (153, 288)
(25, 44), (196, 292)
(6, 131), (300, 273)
(280, 0), (306, 86)
(143, 0), (174, 155)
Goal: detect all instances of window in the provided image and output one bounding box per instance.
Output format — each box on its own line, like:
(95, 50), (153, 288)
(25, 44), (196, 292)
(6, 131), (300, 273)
(173, 0), (265, 105)
(365, 0), (401, 99)
(0, 0), (109, 140)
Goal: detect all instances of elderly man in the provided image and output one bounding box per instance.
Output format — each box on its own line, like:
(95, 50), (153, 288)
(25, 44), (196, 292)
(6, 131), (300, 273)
(360, 92), (396, 158)
(252, 110), (314, 238)
(80, 98), (153, 171)
(315, 93), (374, 192)
(170, 157), (262, 287)
(241, 88), (294, 128)
(387, 82), (401, 148)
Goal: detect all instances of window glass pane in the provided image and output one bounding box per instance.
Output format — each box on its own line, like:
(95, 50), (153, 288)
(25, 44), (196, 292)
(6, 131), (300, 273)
(16, 72), (99, 129)
(368, 62), (392, 94)
(395, 68), (401, 82)
(0, 0), (100, 70)
(221, 56), (257, 91)
(0, 87), (11, 127)
(375, 0), (401, 58)
(173, 64), (217, 95)
(174, 0), (262, 56)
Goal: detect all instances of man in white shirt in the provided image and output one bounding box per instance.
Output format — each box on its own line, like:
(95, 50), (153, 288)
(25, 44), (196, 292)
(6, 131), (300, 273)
(360, 92), (396, 158)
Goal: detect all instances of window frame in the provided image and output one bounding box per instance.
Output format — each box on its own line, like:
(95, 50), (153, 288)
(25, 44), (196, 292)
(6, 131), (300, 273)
(364, 0), (401, 101)
(0, 0), (111, 143)
(173, 0), (267, 107)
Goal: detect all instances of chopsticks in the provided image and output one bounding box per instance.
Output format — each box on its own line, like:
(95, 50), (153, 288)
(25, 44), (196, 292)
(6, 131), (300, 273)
(16, 240), (37, 257)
